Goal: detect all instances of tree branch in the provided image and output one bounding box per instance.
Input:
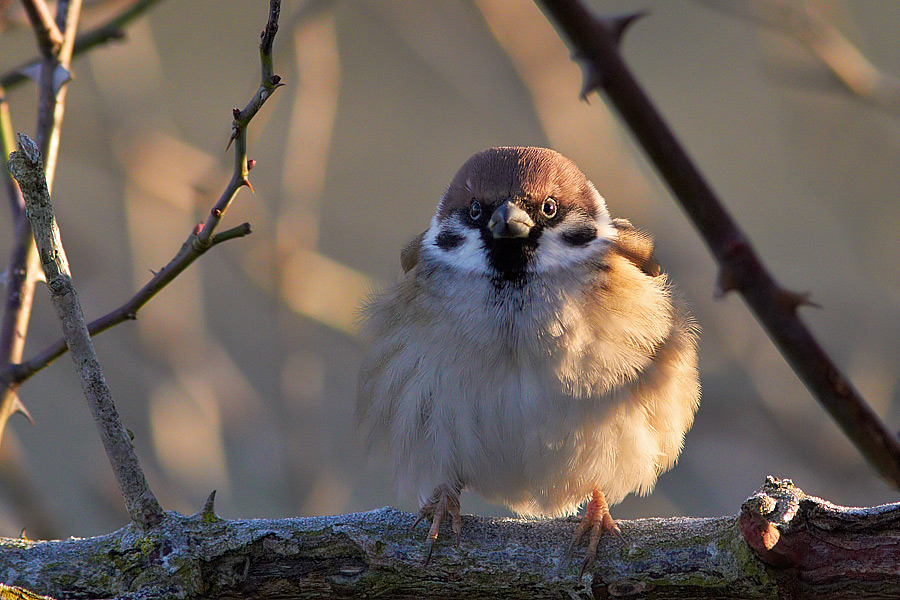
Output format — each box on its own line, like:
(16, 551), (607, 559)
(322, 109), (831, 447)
(0, 479), (895, 599)
(18, 0), (64, 57)
(7, 133), (164, 530)
(34, 0), (80, 184)
(0, 87), (36, 438)
(201, 0), (283, 246)
(533, 0), (900, 489)
(1, 87), (24, 218)
(3, 220), (251, 387)
(0, 0), (81, 445)
(1, 0), (167, 91)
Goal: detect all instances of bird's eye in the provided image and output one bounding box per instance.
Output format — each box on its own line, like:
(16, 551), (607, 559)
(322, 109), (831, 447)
(469, 199), (483, 220)
(541, 197), (558, 218)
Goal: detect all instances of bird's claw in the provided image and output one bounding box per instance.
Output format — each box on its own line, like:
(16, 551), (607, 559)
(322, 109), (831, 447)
(414, 483), (461, 566)
(564, 489), (621, 577)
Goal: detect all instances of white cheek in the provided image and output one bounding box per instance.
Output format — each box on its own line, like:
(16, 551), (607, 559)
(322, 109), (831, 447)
(532, 213), (616, 273)
(421, 214), (491, 276)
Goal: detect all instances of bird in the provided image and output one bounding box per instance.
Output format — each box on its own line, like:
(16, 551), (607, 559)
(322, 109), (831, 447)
(357, 146), (700, 573)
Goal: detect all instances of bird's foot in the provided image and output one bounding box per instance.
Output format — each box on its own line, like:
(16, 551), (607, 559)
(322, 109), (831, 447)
(413, 483), (462, 566)
(565, 488), (622, 577)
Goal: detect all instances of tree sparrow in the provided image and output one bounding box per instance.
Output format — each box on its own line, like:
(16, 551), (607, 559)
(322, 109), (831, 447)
(357, 147), (700, 572)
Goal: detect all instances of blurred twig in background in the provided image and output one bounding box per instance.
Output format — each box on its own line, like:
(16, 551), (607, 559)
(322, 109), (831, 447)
(535, 0), (900, 489)
(698, 0), (900, 116)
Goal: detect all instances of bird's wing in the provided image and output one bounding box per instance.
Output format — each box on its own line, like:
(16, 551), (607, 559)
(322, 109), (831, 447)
(400, 231), (426, 273)
(611, 218), (660, 277)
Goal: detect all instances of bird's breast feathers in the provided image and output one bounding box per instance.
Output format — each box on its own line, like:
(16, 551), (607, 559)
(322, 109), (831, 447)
(359, 236), (698, 515)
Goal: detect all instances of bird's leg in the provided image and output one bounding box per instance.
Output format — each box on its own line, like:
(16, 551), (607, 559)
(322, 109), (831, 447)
(412, 483), (462, 566)
(565, 488), (622, 576)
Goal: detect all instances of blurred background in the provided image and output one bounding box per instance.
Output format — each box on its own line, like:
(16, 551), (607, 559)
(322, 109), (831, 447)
(1, 0), (899, 539)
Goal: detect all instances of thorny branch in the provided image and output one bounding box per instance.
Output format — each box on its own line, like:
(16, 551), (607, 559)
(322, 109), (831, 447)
(7, 134), (164, 529)
(0, 0), (81, 445)
(1, 1), (282, 392)
(534, 0), (900, 488)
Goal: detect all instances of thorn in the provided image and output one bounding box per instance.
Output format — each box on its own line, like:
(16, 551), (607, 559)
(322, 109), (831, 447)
(225, 127), (239, 152)
(19, 62), (42, 84)
(11, 393), (33, 425)
(775, 288), (821, 312)
(19, 528), (28, 540)
(242, 177), (254, 193)
(577, 58), (605, 101)
(247, 158), (256, 171)
(714, 267), (739, 298)
(51, 64), (73, 95)
(601, 10), (648, 46)
(193, 490), (222, 523)
(203, 490), (217, 515)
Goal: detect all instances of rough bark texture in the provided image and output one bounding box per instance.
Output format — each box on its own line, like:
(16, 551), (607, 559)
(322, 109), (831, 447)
(0, 479), (896, 599)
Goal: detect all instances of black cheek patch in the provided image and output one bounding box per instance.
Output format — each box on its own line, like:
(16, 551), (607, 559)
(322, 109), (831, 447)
(561, 224), (598, 246)
(436, 229), (464, 250)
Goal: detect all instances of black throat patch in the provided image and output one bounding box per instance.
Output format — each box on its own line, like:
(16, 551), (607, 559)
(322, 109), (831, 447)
(482, 231), (541, 285)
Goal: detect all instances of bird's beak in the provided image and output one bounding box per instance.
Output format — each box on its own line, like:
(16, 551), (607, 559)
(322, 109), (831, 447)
(488, 200), (534, 239)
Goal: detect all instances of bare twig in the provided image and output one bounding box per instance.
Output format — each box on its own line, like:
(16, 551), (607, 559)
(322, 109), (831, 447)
(4, 222), (251, 386)
(3, 1), (280, 388)
(0, 86), (40, 437)
(34, 0), (81, 182)
(7, 133), (164, 529)
(0, 218), (41, 436)
(202, 0), (283, 245)
(1, 0), (167, 91)
(17, 0), (63, 57)
(0, 0), (169, 444)
(0, 0), (81, 446)
(1, 87), (24, 218)
(534, 0), (900, 488)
